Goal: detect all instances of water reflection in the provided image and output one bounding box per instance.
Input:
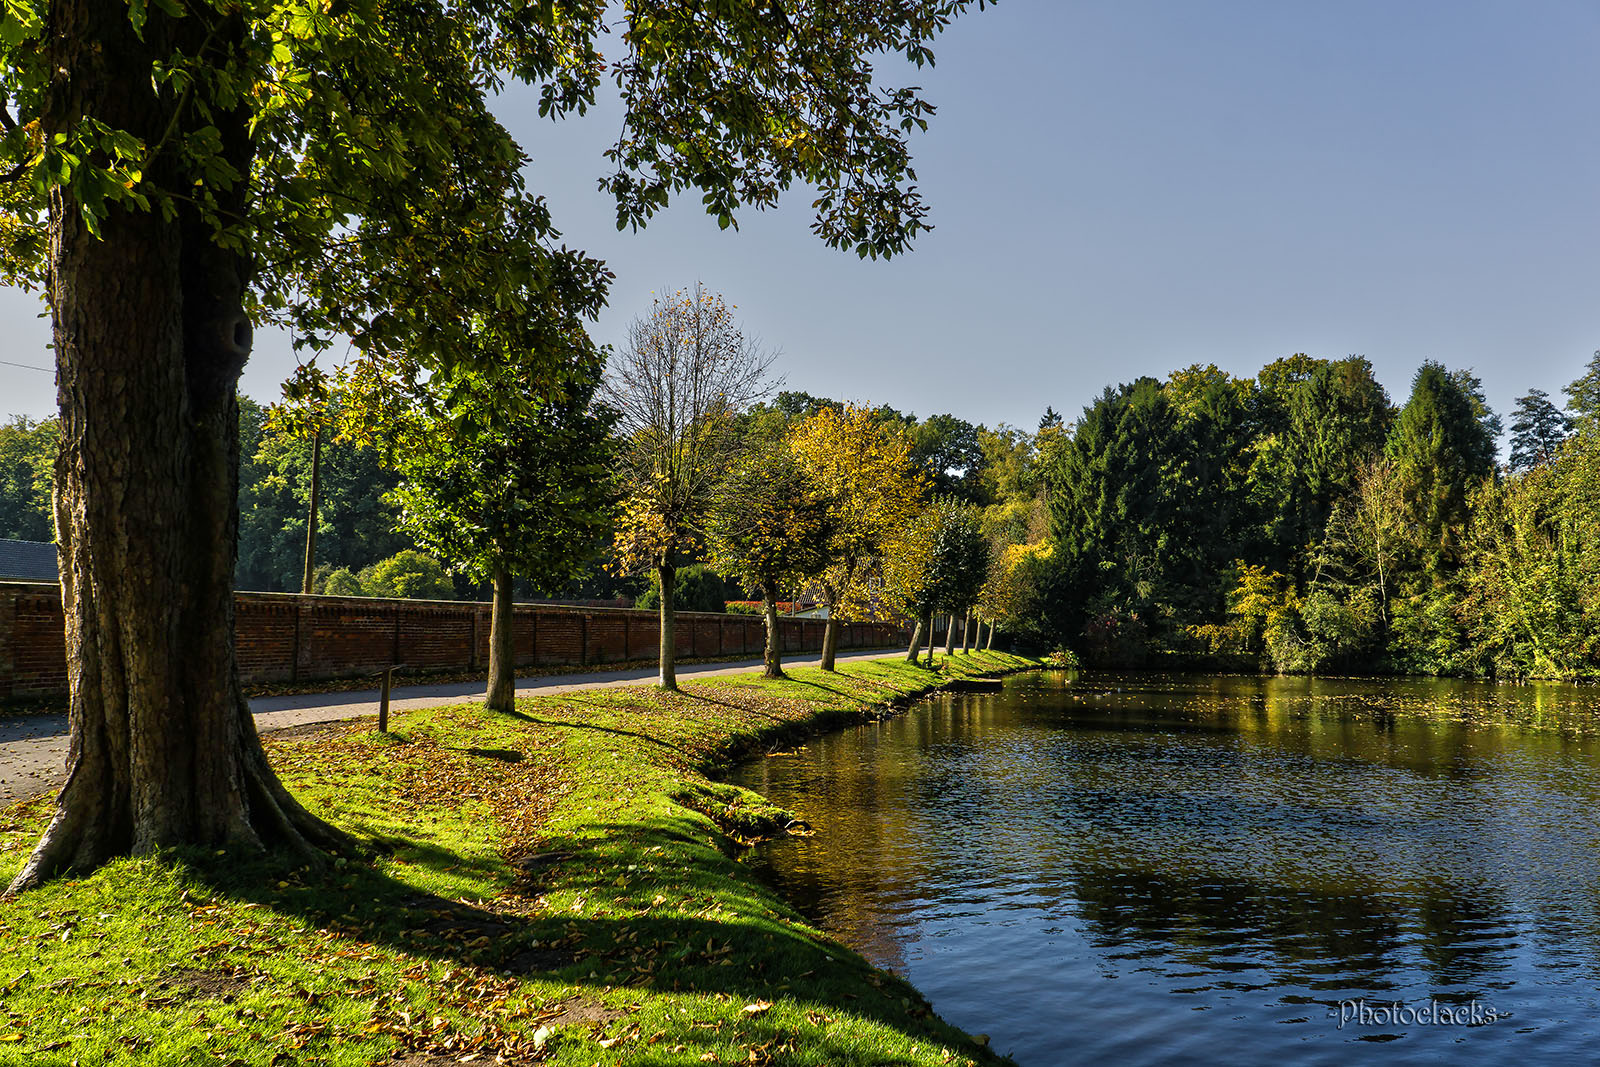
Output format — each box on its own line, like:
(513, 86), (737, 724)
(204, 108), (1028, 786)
(730, 672), (1600, 1065)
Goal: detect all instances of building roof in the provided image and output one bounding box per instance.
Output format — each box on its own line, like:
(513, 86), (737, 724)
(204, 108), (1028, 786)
(0, 539), (59, 582)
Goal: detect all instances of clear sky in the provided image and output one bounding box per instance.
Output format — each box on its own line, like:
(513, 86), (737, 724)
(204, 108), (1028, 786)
(3, 1), (1598, 441)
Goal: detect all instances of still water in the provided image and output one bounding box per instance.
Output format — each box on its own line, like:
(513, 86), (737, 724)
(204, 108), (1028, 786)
(729, 671), (1600, 1065)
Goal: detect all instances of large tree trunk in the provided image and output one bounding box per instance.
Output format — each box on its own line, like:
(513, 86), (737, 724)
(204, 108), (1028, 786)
(657, 563), (677, 690)
(961, 607), (973, 654)
(944, 611), (957, 655)
(300, 428), (322, 594)
(485, 567), (516, 713)
(8, 0), (347, 893)
(761, 583), (784, 679)
(925, 607), (936, 666)
(986, 619), (996, 650)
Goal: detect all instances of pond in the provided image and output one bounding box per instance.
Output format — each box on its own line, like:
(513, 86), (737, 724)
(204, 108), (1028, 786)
(729, 671), (1600, 1065)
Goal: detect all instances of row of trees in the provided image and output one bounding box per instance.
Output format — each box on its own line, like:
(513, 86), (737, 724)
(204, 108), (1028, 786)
(605, 286), (997, 688)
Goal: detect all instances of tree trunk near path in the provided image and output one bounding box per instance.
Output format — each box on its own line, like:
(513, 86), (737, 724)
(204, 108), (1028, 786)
(986, 620), (996, 650)
(925, 607), (936, 666)
(944, 611), (957, 655)
(820, 615), (839, 671)
(9, 0), (349, 893)
(485, 567), (516, 713)
(961, 608), (973, 654)
(905, 618), (924, 663)
(657, 563), (678, 690)
(761, 583), (784, 679)
(300, 428), (322, 594)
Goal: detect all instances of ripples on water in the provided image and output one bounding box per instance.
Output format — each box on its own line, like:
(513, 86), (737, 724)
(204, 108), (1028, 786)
(730, 672), (1600, 1065)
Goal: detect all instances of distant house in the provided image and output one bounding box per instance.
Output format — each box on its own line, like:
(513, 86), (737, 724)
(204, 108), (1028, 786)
(0, 539), (59, 582)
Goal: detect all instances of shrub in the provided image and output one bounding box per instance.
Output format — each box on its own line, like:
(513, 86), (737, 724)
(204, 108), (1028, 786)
(357, 550), (454, 600)
(320, 567), (364, 597)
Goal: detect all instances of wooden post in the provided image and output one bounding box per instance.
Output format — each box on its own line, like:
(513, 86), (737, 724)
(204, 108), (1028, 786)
(379, 666), (393, 733)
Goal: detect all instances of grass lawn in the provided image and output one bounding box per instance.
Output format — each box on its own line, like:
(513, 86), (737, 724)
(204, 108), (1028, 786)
(0, 650), (1038, 1066)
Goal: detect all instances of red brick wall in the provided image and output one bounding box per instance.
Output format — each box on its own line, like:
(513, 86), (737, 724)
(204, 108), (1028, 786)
(0, 581), (907, 703)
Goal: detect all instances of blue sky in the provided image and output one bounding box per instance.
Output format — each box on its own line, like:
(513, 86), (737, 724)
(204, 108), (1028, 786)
(3, 1), (1598, 440)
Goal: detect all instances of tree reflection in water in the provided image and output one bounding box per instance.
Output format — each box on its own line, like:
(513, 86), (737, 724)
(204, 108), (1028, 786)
(732, 672), (1600, 1065)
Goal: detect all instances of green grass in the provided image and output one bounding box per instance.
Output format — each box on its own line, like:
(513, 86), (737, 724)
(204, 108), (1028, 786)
(0, 649), (1037, 1066)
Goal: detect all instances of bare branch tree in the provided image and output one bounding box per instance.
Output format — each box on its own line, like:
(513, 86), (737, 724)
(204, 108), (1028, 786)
(605, 284), (777, 689)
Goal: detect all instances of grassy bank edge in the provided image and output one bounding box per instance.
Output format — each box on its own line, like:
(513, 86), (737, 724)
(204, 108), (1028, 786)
(0, 649), (1041, 1066)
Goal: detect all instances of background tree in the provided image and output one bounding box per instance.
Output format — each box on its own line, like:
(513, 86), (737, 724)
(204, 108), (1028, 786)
(633, 565), (735, 615)
(1464, 432), (1600, 677)
(882, 508), (941, 664)
(355, 551), (455, 602)
(235, 406), (408, 592)
(909, 413), (986, 501)
(923, 497), (990, 654)
(606, 287), (774, 690)
(1385, 362), (1498, 576)
(1047, 378), (1183, 653)
(3, 0), (985, 888)
(267, 383), (339, 595)
(1249, 356), (1393, 581)
(1566, 350), (1600, 428)
(0, 415), (58, 541)
(317, 567), (364, 597)
(789, 404), (925, 670)
(1508, 388), (1572, 472)
(980, 541), (1056, 649)
(706, 440), (835, 679)
(353, 348), (616, 713)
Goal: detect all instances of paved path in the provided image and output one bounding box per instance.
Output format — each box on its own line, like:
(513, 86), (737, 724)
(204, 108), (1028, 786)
(0, 648), (903, 805)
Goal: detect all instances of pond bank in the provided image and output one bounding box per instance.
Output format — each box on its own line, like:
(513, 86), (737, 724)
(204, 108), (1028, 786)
(0, 649), (1037, 1065)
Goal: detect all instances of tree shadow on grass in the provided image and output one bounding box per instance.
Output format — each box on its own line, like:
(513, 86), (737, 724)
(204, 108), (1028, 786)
(178, 815), (1005, 1065)
(498, 704), (699, 758)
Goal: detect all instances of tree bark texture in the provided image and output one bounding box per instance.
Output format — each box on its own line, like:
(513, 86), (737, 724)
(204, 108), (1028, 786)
(300, 428), (322, 594)
(760, 584), (784, 679)
(8, 0), (348, 892)
(904, 619), (923, 663)
(961, 608), (973, 654)
(924, 608), (936, 666)
(944, 611), (957, 655)
(820, 616), (839, 671)
(657, 563), (678, 690)
(485, 567), (515, 713)
(985, 619), (996, 650)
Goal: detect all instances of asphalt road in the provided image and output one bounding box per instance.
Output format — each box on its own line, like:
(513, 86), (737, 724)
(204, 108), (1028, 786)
(0, 647), (903, 805)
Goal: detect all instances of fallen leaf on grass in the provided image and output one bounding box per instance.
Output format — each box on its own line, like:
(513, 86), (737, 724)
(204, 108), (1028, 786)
(741, 1001), (772, 1016)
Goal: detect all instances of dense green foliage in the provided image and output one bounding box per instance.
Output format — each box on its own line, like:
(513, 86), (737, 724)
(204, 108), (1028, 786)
(360, 351), (617, 595)
(353, 550), (455, 600)
(238, 398), (411, 592)
(634, 565), (737, 614)
(1015, 352), (1600, 679)
(0, 414), (55, 541)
